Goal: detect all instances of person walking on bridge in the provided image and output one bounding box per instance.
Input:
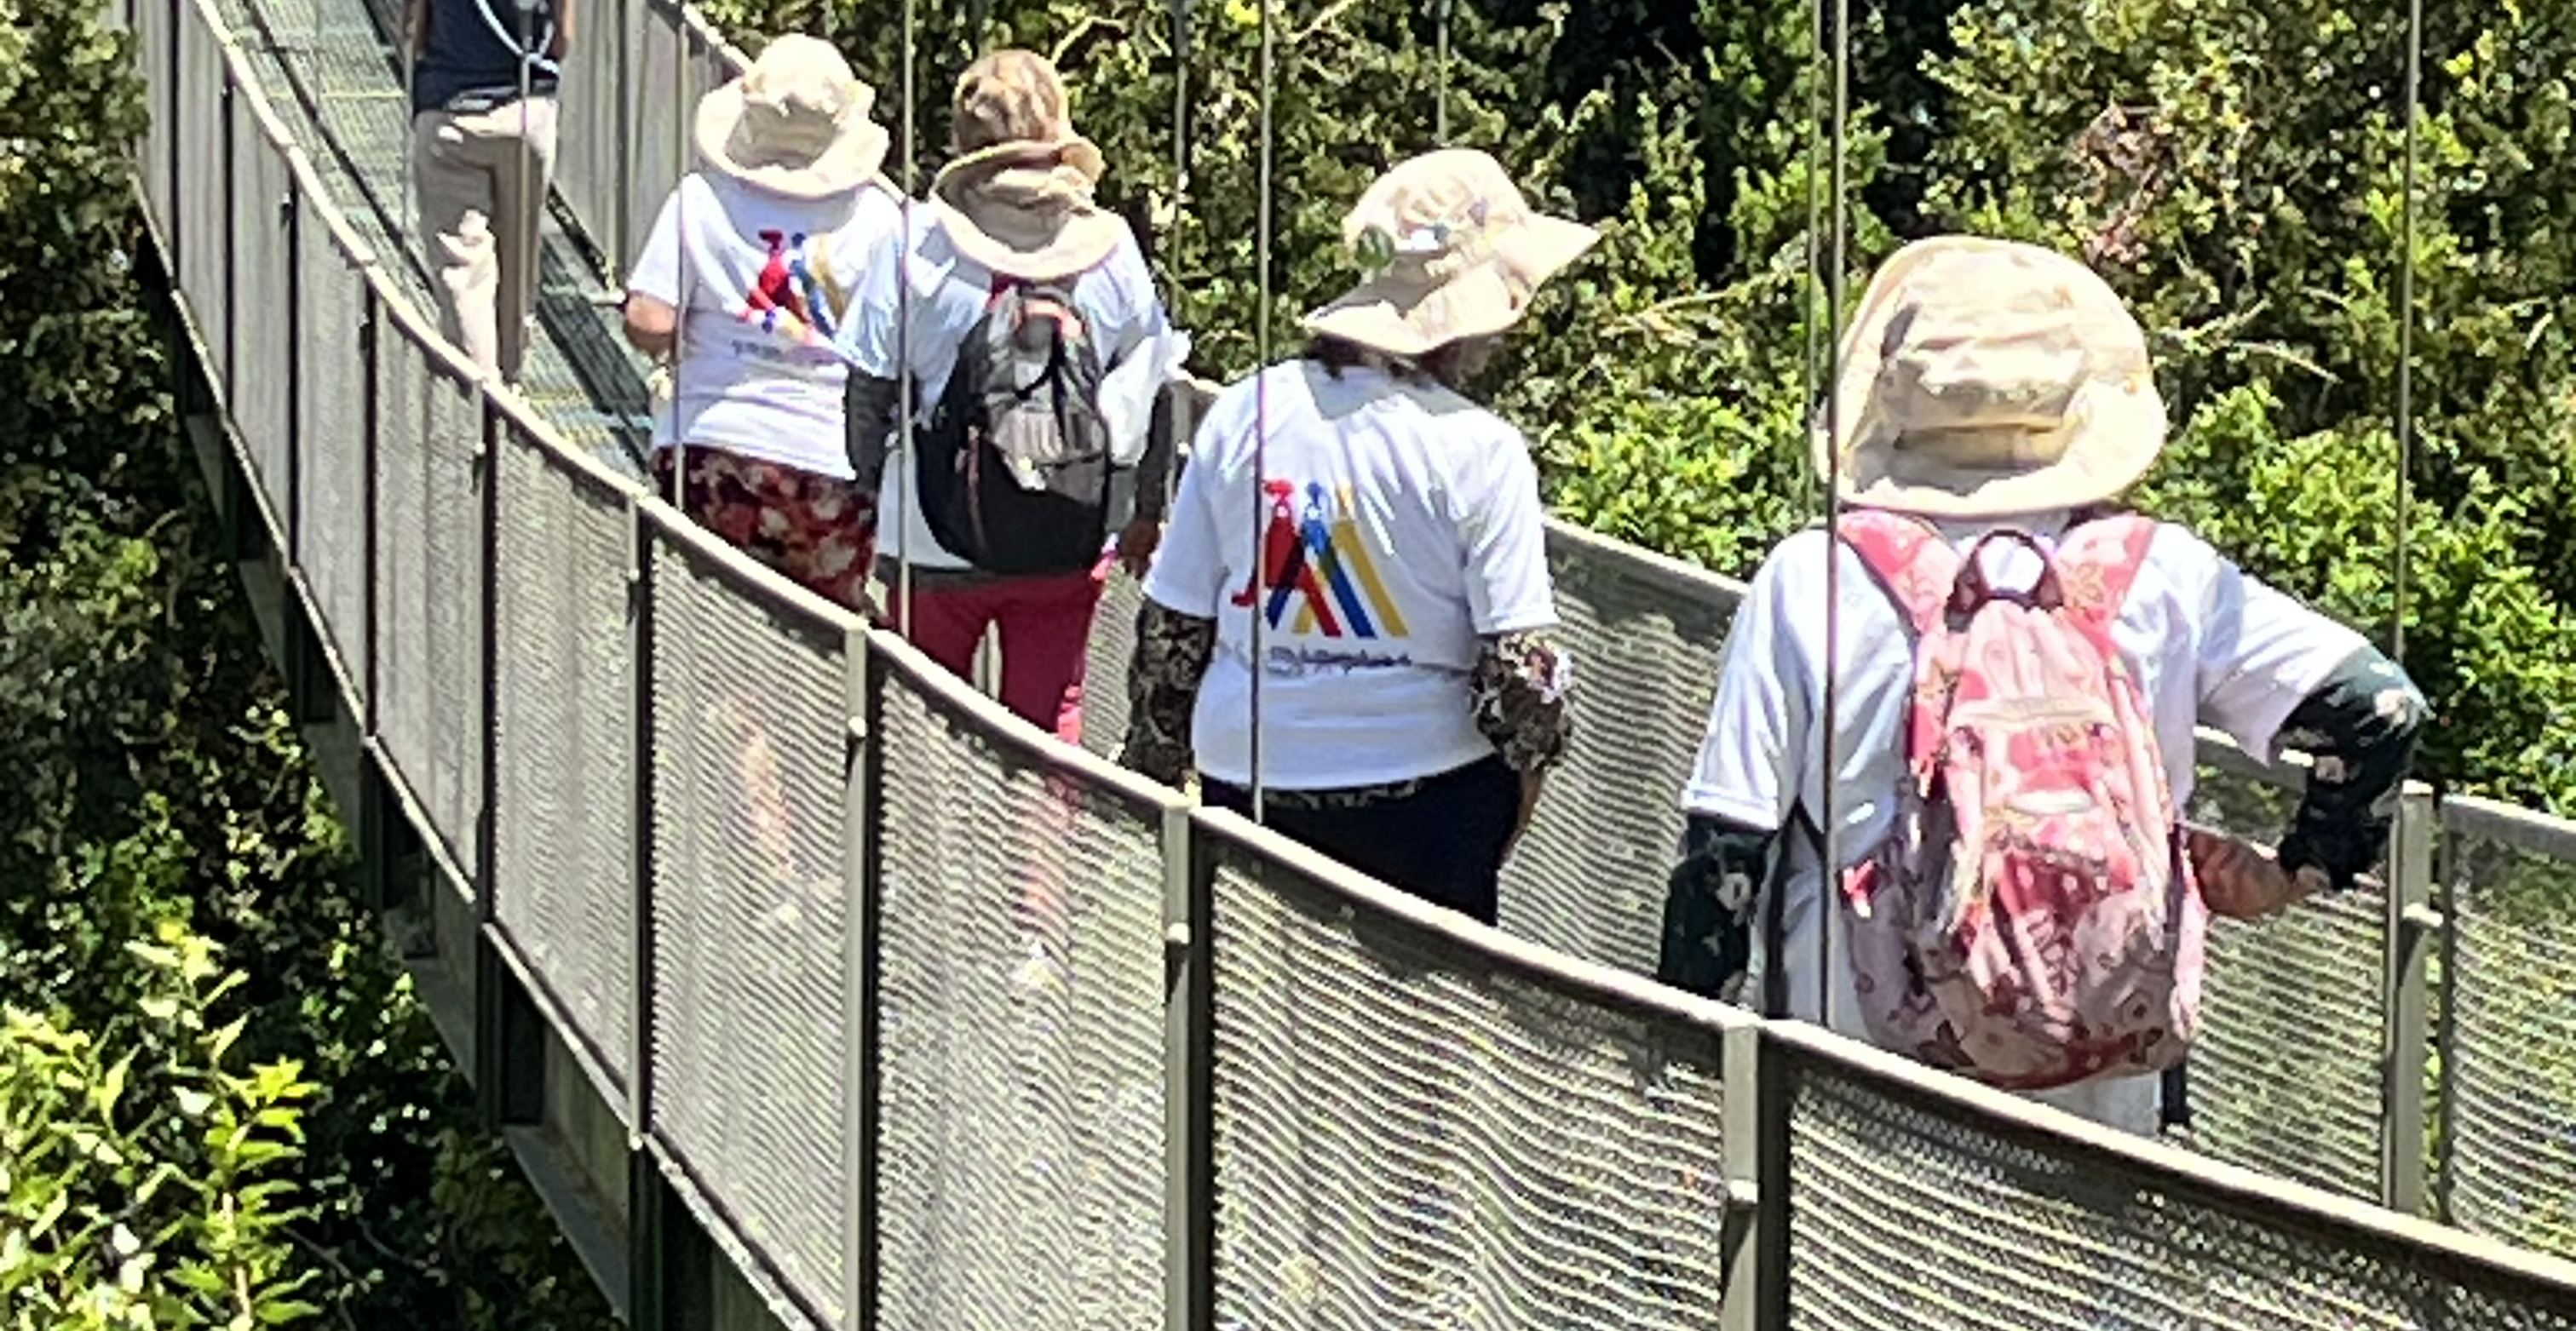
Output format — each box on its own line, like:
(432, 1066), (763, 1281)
(1656, 235), (2429, 1136)
(621, 35), (901, 614)
(406, 0), (569, 385)
(840, 49), (1180, 744)
(1118, 149), (1594, 926)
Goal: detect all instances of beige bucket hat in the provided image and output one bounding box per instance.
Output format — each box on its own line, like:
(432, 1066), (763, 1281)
(1301, 148), (1599, 359)
(1817, 235), (2168, 518)
(694, 35), (891, 202)
(929, 49), (1126, 279)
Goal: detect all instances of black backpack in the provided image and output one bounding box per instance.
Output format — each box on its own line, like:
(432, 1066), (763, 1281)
(916, 278), (1116, 576)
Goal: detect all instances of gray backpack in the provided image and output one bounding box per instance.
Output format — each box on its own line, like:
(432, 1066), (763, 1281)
(916, 278), (1116, 575)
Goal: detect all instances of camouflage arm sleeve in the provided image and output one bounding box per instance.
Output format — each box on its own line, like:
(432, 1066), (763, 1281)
(1658, 812), (1776, 1004)
(1469, 629), (1573, 774)
(1120, 600), (1216, 787)
(2272, 646), (2431, 892)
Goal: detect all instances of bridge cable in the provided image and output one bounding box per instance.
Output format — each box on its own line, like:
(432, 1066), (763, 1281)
(2394, 0), (2419, 666)
(892, 0), (920, 641)
(1812, 0), (1852, 1028)
(1246, 0), (1278, 825)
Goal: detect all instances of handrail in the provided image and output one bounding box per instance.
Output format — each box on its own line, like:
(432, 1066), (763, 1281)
(125, 0), (2576, 1326)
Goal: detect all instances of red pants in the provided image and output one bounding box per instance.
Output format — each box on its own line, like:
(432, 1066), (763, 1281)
(885, 570), (1105, 744)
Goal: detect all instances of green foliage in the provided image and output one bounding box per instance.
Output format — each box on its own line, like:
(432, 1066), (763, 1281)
(681, 0), (2576, 814)
(0, 924), (321, 1330)
(0, 0), (618, 1324)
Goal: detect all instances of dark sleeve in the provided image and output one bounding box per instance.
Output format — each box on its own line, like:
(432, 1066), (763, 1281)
(1130, 380), (1179, 525)
(2271, 646), (2431, 892)
(1118, 600), (1216, 786)
(1469, 628), (1573, 774)
(1658, 812), (1777, 1003)
(844, 372), (902, 496)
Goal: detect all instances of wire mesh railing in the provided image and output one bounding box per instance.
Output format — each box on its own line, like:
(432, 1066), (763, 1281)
(128, 0), (2576, 1325)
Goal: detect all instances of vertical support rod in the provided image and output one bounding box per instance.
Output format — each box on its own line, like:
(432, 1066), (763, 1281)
(361, 288), (383, 737)
(2429, 792), (2462, 1225)
(2393, 0), (2421, 666)
(628, 499), (666, 1325)
(1719, 1021), (1790, 1331)
(472, 395), (515, 1125)
(843, 630), (881, 1329)
(1166, 808), (1216, 1331)
(2381, 780), (2437, 1216)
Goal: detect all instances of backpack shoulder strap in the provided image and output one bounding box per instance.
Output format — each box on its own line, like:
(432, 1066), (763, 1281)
(1834, 508), (1962, 640)
(2050, 513), (2159, 629)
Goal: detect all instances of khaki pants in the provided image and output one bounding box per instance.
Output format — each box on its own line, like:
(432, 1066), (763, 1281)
(409, 95), (560, 383)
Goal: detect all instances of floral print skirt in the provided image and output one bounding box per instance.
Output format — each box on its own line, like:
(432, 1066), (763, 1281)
(651, 445), (878, 615)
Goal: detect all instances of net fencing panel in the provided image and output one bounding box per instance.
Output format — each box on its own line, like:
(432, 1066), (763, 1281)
(227, 75), (295, 531)
(871, 657), (1168, 1331)
(1079, 572), (1143, 760)
(177, 6), (229, 368)
(1495, 528), (1742, 978)
(1207, 840), (1731, 1331)
(1780, 1043), (2576, 1331)
(645, 532), (852, 1326)
(371, 321), (434, 820)
(2179, 755), (2387, 1202)
(141, 0), (175, 234)
(492, 425), (639, 1105)
(549, 0), (629, 270)
(2441, 804), (2576, 1261)
(418, 364), (488, 883)
(295, 209), (373, 691)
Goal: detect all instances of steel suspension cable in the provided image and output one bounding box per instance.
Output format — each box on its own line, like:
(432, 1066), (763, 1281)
(893, 0), (918, 637)
(2395, 0), (2420, 665)
(1814, 0), (1852, 1025)
(1246, 0), (1276, 824)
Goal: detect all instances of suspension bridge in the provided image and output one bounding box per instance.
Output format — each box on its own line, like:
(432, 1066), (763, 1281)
(118, 0), (2576, 1323)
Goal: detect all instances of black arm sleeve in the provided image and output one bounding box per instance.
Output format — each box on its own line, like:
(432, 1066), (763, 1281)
(1658, 812), (1779, 1003)
(2270, 645), (2431, 892)
(844, 372), (902, 496)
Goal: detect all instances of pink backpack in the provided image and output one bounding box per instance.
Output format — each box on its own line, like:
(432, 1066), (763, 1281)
(1836, 509), (2207, 1091)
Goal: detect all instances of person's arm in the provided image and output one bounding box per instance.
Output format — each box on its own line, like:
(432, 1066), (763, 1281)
(2193, 555), (2431, 915)
(1660, 534), (1817, 1001)
(2250, 645), (2428, 909)
(548, 0), (571, 58)
(406, 0), (428, 57)
(1458, 439), (1572, 852)
(1107, 231), (1180, 573)
(1659, 812), (1779, 1002)
(1123, 602), (1216, 787)
(837, 221), (913, 492)
(622, 186), (685, 359)
(1118, 404), (1232, 784)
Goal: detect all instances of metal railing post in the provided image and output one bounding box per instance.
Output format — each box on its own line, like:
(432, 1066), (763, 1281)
(1165, 806), (1213, 1331)
(627, 500), (669, 1329)
(2383, 780), (2440, 1215)
(843, 628), (880, 1330)
(1722, 1022), (1791, 1331)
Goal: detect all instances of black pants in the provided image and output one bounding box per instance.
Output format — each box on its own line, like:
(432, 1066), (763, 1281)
(1205, 754), (1520, 926)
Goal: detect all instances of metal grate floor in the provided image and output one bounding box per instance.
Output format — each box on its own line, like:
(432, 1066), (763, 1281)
(215, 0), (653, 473)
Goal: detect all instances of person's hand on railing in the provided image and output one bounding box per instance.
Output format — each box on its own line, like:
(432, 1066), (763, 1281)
(2187, 824), (2324, 920)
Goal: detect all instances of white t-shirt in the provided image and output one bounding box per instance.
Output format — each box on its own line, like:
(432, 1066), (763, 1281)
(836, 210), (1171, 571)
(1143, 360), (1559, 790)
(626, 172), (905, 479)
(1683, 511), (2368, 1133)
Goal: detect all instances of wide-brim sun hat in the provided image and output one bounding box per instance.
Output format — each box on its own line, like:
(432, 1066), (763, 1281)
(927, 49), (1125, 279)
(1816, 234), (2168, 518)
(693, 34), (892, 202)
(1300, 147), (1600, 359)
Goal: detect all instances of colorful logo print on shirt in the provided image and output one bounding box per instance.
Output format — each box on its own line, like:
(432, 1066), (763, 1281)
(737, 228), (848, 348)
(1229, 479), (1410, 639)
